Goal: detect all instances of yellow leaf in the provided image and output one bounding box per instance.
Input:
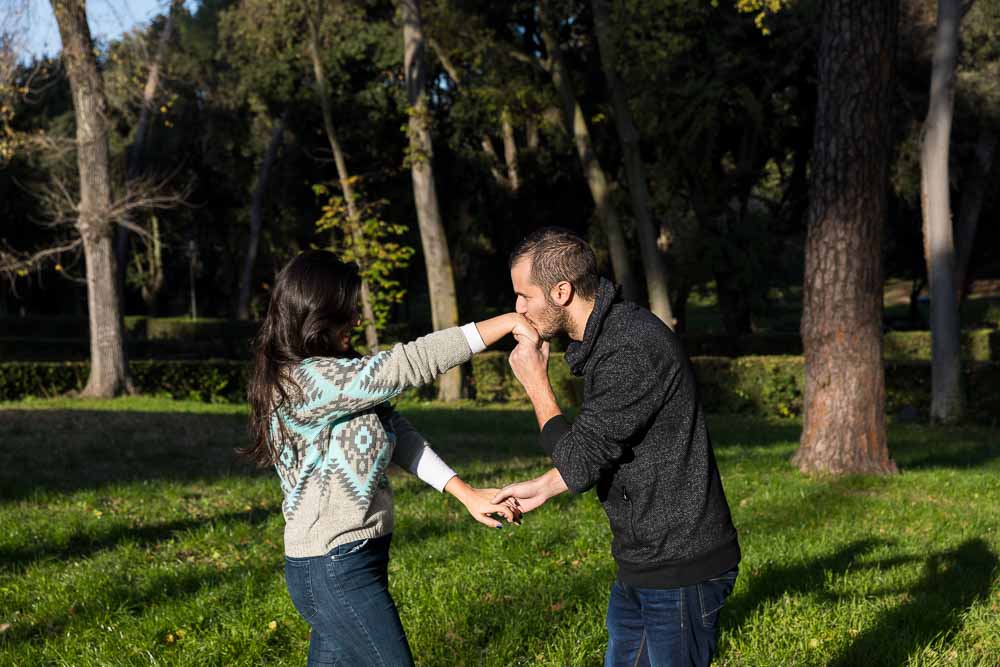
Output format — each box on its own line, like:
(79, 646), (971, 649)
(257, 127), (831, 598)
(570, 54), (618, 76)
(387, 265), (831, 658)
(268, 620), (278, 631)
(165, 633), (175, 644)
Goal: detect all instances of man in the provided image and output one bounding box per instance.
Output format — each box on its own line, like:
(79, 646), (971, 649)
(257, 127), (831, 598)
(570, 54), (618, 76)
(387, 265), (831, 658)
(494, 227), (740, 667)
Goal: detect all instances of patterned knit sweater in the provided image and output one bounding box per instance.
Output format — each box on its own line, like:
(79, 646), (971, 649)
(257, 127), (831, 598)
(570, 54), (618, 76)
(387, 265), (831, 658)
(272, 326), (479, 557)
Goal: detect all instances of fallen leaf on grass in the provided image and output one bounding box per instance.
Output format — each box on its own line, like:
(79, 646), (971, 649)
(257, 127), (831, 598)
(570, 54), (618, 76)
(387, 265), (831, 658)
(0, 623), (11, 634)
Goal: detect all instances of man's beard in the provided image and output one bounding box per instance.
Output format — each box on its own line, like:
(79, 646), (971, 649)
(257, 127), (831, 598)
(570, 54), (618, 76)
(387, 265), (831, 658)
(535, 299), (571, 340)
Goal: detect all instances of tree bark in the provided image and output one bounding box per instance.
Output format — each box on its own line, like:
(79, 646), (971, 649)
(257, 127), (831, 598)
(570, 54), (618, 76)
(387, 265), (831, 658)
(307, 17), (379, 351)
(52, 0), (133, 397)
(920, 0), (964, 422)
(591, 0), (672, 326)
(115, 0), (178, 303)
(537, 2), (637, 302)
(954, 127), (997, 301)
(237, 114), (284, 320)
(500, 108), (520, 192)
(792, 0), (898, 475)
(401, 0), (462, 401)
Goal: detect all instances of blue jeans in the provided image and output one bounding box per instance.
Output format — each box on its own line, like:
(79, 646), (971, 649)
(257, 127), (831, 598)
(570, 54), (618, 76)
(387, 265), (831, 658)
(284, 534), (414, 667)
(605, 568), (738, 667)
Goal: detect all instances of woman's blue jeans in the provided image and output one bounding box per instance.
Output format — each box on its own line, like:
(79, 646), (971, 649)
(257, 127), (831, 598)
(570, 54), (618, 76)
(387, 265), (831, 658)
(604, 567), (739, 667)
(284, 534), (414, 666)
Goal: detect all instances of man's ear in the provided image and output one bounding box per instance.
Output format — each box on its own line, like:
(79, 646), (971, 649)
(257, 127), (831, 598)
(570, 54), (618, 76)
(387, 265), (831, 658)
(550, 281), (573, 306)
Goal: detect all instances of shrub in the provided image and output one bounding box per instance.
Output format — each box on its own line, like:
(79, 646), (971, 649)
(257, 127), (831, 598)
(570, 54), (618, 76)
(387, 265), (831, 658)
(2, 356), (997, 425)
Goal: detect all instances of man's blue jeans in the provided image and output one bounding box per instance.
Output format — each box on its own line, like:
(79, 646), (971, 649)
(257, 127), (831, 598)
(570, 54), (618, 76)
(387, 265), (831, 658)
(284, 534), (414, 667)
(605, 568), (738, 667)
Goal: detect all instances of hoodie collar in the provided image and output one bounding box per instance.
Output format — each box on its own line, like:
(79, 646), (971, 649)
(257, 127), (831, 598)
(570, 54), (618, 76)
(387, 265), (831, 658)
(564, 277), (620, 376)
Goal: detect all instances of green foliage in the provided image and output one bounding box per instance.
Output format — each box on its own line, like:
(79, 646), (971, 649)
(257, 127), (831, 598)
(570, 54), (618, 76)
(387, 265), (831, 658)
(313, 183), (415, 338)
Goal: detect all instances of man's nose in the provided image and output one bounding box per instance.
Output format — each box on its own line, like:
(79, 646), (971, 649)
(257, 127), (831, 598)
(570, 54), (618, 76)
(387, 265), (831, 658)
(515, 296), (526, 313)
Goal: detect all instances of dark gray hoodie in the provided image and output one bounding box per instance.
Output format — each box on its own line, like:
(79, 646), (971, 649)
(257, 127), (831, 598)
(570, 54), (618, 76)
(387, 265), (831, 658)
(540, 278), (740, 587)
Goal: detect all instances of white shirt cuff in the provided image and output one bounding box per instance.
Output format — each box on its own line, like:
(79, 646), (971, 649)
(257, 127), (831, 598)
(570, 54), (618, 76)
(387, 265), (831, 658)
(413, 448), (458, 492)
(460, 322), (487, 354)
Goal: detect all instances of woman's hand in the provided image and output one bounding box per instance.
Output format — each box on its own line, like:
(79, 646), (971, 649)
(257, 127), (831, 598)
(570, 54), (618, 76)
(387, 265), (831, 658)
(444, 477), (522, 528)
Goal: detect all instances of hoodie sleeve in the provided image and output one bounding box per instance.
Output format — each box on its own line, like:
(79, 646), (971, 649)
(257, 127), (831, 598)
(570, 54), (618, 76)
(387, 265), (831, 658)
(544, 344), (674, 493)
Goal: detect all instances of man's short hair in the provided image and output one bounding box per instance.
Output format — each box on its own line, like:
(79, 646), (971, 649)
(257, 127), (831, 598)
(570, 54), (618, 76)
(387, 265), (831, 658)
(509, 227), (599, 300)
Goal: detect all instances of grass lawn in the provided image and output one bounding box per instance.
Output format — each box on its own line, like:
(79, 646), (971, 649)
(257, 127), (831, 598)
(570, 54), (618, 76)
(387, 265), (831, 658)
(1, 397), (998, 666)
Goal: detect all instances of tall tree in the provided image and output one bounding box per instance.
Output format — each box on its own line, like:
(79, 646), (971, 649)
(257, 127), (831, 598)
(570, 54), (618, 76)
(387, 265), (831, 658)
(921, 0), (964, 422)
(792, 0), (898, 474)
(591, 0), (673, 326)
(536, 0), (637, 301)
(115, 0), (182, 312)
(237, 112), (285, 320)
(305, 5), (380, 351)
(51, 0), (133, 397)
(400, 0), (462, 401)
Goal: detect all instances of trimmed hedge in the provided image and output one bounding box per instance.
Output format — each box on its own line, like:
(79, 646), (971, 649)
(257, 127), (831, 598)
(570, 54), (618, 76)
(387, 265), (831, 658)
(683, 330), (999, 361)
(4, 316), (999, 362)
(2, 354), (998, 424)
(0, 360), (248, 402)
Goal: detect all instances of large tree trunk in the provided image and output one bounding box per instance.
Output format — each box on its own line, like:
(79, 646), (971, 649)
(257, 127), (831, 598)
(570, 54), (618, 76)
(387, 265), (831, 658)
(792, 0), (898, 475)
(237, 114), (284, 320)
(954, 127), (997, 302)
(307, 19), (379, 351)
(921, 0), (964, 422)
(115, 0), (178, 305)
(591, 0), (672, 326)
(52, 0), (133, 398)
(401, 0), (462, 401)
(537, 2), (637, 302)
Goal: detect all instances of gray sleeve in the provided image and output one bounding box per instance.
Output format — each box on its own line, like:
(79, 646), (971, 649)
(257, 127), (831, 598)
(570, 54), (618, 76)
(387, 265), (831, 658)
(295, 327), (472, 418)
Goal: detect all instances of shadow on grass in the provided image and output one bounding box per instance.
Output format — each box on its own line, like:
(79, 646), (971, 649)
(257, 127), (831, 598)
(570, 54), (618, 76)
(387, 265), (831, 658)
(0, 506), (280, 574)
(725, 538), (998, 666)
(0, 407), (545, 501)
(830, 538), (997, 666)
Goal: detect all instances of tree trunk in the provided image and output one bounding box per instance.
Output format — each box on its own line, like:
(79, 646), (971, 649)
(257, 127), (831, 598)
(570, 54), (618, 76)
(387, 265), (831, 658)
(537, 2), (637, 302)
(954, 127), (997, 302)
(140, 214), (164, 312)
(237, 114), (284, 320)
(52, 0), (133, 398)
(591, 0), (672, 326)
(792, 0), (898, 475)
(500, 108), (520, 192)
(115, 0), (178, 300)
(307, 19), (379, 351)
(920, 0), (963, 423)
(401, 0), (462, 401)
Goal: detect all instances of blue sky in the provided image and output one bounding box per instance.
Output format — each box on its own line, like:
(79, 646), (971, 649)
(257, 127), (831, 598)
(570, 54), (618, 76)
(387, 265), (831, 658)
(24, 0), (189, 58)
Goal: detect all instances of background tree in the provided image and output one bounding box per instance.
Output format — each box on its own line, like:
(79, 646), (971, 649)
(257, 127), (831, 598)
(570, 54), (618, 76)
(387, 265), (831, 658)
(50, 0), (133, 397)
(921, 0), (965, 422)
(792, 0), (899, 475)
(400, 0), (463, 400)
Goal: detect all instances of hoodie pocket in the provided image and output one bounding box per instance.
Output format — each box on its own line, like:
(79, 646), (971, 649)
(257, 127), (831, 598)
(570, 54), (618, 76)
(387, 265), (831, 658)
(603, 484), (639, 552)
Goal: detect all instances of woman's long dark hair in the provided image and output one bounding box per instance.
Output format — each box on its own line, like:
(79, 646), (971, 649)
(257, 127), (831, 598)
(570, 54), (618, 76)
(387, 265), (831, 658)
(242, 250), (362, 467)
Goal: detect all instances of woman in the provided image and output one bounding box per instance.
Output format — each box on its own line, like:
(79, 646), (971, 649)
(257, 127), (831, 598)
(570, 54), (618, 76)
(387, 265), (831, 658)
(243, 250), (531, 666)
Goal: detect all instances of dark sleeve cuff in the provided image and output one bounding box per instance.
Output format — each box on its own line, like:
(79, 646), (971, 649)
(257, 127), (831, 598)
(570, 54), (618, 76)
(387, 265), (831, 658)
(539, 414), (571, 456)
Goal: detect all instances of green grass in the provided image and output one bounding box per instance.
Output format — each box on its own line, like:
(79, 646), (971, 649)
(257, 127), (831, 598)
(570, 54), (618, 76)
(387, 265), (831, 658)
(1, 398), (998, 666)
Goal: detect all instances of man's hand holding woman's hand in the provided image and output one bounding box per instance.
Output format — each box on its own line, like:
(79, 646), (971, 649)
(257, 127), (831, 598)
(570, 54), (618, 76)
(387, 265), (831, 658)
(444, 476), (522, 529)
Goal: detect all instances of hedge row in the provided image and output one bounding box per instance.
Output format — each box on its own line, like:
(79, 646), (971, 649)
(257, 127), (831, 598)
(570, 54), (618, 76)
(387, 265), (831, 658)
(3, 353), (998, 423)
(682, 329), (999, 361)
(4, 327), (999, 362)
